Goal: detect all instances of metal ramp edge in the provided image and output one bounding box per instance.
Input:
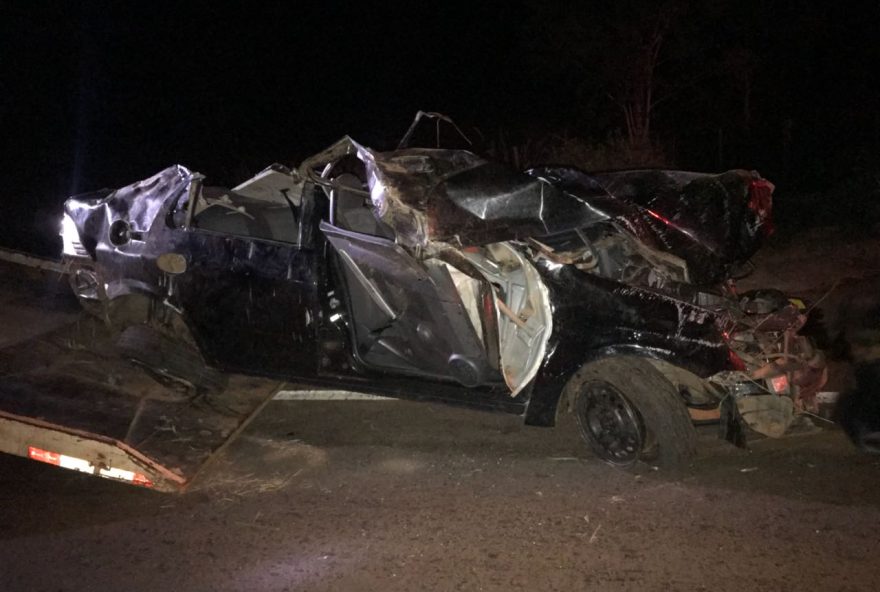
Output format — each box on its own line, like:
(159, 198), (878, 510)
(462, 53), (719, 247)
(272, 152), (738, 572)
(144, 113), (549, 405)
(0, 381), (281, 493)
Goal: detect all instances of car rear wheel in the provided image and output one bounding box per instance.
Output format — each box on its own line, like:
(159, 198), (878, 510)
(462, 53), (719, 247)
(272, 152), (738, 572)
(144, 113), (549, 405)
(568, 357), (696, 469)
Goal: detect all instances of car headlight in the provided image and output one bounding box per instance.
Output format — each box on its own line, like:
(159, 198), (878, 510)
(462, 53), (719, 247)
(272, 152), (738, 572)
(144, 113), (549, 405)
(60, 214), (87, 257)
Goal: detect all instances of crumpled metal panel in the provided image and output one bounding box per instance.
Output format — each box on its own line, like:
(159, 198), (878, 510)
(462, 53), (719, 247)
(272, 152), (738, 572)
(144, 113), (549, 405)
(64, 165), (192, 258)
(361, 149), (610, 250)
(591, 169), (768, 286)
(360, 146), (767, 288)
(521, 257), (731, 426)
(525, 166), (667, 249)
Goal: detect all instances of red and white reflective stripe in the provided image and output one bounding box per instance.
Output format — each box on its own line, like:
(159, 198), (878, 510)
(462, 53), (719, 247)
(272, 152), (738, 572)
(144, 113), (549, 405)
(98, 466), (153, 487)
(28, 446), (91, 473)
(27, 446), (153, 488)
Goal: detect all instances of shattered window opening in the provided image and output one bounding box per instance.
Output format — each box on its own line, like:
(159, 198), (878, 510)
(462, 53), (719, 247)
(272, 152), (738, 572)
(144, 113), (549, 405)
(330, 174), (395, 240)
(189, 187), (302, 245)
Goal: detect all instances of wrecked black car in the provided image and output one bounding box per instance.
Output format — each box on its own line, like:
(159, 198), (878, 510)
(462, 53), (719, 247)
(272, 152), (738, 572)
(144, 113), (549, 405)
(59, 126), (826, 468)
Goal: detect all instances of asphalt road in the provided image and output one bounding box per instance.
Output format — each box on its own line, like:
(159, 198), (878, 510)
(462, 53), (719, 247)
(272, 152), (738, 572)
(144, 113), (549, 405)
(2, 396), (880, 592)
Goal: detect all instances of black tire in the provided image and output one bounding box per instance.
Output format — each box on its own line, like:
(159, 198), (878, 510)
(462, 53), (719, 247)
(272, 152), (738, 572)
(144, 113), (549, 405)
(116, 325), (227, 395)
(567, 356), (696, 469)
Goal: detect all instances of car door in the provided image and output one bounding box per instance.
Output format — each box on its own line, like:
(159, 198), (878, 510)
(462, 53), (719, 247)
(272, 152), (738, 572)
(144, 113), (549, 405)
(321, 220), (500, 387)
(165, 186), (320, 378)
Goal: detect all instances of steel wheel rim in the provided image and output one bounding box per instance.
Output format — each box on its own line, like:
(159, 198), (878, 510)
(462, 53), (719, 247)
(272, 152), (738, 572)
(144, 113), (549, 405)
(579, 383), (645, 465)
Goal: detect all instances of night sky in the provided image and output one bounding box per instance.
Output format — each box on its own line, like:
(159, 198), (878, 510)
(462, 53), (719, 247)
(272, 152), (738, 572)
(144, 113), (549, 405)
(2, 1), (879, 254)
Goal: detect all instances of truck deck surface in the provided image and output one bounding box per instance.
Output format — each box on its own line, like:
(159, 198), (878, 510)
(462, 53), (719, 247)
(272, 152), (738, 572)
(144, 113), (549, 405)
(0, 260), (283, 491)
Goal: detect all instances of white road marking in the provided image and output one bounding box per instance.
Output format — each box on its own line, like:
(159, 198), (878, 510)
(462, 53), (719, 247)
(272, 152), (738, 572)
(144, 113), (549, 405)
(273, 390), (394, 401)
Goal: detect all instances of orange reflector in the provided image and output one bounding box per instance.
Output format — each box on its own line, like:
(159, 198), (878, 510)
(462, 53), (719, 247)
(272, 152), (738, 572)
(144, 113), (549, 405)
(133, 473), (153, 487)
(28, 446), (60, 465)
(770, 374), (790, 394)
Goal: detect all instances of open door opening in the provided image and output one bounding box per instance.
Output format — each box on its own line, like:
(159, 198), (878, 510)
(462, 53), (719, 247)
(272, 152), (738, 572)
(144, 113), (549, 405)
(318, 150), (553, 397)
(457, 243), (552, 396)
(324, 226), (553, 396)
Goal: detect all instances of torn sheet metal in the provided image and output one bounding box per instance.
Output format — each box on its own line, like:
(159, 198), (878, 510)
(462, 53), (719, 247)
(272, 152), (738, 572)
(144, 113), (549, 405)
(591, 169), (773, 285)
(64, 165), (192, 258)
(363, 151), (611, 249)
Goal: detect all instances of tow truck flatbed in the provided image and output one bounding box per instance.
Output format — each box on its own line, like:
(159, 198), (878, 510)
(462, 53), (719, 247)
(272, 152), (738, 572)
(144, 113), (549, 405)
(0, 256), (283, 492)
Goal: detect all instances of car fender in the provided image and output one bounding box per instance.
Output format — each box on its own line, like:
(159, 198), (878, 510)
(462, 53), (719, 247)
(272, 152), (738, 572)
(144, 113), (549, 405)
(523, 343), (727, 427)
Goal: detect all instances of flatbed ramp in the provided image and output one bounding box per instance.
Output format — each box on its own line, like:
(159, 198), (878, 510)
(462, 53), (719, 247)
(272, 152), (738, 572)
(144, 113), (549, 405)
(0, 259), (283, 492)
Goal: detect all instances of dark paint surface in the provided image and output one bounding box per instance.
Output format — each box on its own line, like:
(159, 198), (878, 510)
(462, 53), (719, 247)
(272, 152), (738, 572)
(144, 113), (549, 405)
(532, 167), (770, 286)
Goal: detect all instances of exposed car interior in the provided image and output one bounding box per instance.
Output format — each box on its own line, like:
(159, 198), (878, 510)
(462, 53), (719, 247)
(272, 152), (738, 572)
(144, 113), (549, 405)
(192, 191), (300, 243)
(189, 165), (304, 244)
(329, 173), (395, 240)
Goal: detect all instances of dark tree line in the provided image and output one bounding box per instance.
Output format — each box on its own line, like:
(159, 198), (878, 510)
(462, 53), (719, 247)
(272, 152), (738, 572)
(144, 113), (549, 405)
(518, 0), (880, 228)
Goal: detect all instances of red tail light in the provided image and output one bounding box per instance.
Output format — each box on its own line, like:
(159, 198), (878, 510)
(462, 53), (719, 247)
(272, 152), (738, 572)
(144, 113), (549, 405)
(728, 348), (747, 371)
(748, 178), (775, 236)
(720, 325), (748, 371)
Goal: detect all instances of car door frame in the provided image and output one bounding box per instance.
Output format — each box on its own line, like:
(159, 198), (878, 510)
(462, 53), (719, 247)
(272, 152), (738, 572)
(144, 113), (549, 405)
(159, 177), (322, 378)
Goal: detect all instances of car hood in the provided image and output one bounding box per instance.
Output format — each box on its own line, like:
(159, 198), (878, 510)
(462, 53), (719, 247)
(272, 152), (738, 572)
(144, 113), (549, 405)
(361, 148), (611, 249)
(360, 146), (768, 284)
